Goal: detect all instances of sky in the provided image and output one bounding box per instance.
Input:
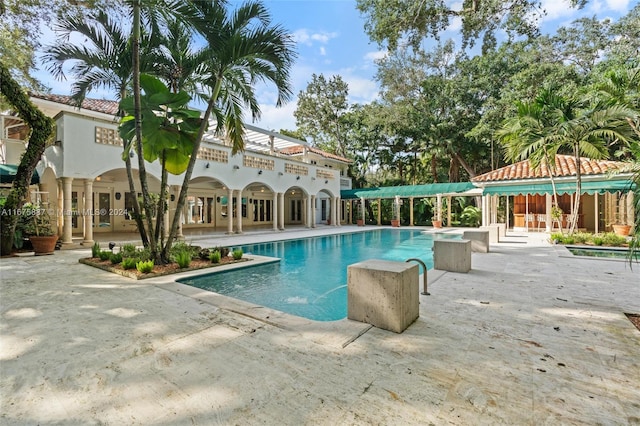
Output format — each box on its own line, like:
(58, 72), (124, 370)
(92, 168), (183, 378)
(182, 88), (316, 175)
(34, 0), (637, 133)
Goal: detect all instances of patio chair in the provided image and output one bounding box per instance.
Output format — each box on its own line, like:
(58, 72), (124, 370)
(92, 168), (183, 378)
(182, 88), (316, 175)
(537, 214), (547, 232)
(525, 213), (536, 231)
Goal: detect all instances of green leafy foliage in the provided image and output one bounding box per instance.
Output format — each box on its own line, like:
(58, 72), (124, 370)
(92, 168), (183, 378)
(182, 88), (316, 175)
(109, 252), (123, 264)
(98, 250), (112, 261)
(121, 257), (138, 270)
(136, 259), (154, 273)
(91, 242), (101, 258)
(209, 250), (221, 264)
(174, 250), (191, 268)
(119, 74), (201, 176)
(232, 249), (243, 260)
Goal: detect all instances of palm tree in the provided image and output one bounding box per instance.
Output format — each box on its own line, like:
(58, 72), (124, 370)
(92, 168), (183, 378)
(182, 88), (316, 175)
(162, 0), (296, 259)
(43, 8), (154, 246)
(497, 90), (563, 229)
(499, 89), (635, 233)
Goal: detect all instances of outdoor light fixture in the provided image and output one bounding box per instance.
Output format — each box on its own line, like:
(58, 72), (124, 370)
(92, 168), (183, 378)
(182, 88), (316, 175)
(108, 242), (116, 251)
(325, 180), (329, 184)
(311, 177), (316, 180)
(278, 172), (283, 176)
(258, 170), (263, 175)
(205, 163), (210, 168)
(233, 165), (240, 169)
(296, 176), (301, 180)
(129, 152), (134, 158)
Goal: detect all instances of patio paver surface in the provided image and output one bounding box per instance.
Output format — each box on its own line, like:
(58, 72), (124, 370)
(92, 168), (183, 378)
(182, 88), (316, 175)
(1, 227), (639, 425)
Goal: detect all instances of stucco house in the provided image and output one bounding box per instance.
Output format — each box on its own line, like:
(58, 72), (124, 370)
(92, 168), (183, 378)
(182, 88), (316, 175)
(0, 94), (352, 245)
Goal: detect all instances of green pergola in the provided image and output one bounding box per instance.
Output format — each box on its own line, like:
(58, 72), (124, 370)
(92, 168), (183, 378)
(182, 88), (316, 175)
(341, 182), (475, 200)
(481, 179), (635, 196)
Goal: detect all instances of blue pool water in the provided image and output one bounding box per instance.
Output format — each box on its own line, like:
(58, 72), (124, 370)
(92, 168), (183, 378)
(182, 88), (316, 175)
(179, 229), (458, 321)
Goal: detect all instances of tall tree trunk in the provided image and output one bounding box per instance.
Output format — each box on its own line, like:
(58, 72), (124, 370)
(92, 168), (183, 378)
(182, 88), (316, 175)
(131, 0), (158, 260)
(0, 63), (54, 255)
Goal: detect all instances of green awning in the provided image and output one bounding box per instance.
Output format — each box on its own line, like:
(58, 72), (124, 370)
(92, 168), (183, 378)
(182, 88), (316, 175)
(482, 179), (635, 196)
(0, 164), (39, 185)
(341, 182), (475, 200)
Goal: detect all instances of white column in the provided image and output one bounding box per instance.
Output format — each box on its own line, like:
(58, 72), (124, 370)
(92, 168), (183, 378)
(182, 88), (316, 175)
(627, 192), (635, 228)
(82, 179), (94, 245)
(226, 188), (234, 234)
(361, 197), (365, 225)
(272, 192), (279, 232)
(279, 192), (285, 230)
(57, 179), (64, 235)
(331, 196), (337, 227)
(305, 195), (312, 228)
(436, 194), (442, 222)
(409, 197), (414, 226)
(377, 198), (381, 225)
(311, 195), (316, 227)
(235, 190), (243, 234)
(62, 177), (73, 244)
(481, 194), (488, 227)
(545, 193), (552, 232)
(594, 193), (599, 234)
(446, 196), (452, 227)
(336, 196), (341, 227)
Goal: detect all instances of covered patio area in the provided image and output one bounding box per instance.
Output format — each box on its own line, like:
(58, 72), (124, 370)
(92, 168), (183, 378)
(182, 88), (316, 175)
(472, 155), (636, 233)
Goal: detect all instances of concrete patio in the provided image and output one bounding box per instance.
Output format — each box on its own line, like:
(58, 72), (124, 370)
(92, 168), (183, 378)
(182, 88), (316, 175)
(1, 227), (639, 425)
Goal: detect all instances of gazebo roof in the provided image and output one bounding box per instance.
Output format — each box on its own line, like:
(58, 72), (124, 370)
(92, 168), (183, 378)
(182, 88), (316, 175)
(471, 155), (627, 183)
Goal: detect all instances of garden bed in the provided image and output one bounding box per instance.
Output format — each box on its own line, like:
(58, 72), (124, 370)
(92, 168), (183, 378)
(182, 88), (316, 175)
(80, 256), (250, 280)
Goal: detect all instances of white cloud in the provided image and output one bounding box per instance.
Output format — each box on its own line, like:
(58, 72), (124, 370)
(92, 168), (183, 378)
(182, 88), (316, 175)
(603, 0), (629, 13)
(364, 50), (388, 62)
(319, 46), (327, 56)
(292, 29), (338, 46)
(540, 0), (578, 21)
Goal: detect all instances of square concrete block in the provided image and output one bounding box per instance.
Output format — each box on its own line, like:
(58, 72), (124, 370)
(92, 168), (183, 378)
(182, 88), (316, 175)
(462, 230), (490, 253)
(493, 223), (506, 238)
(480, 225), (500, 243)
(347, 259), (419, 333)
(433, 239), (471, 273)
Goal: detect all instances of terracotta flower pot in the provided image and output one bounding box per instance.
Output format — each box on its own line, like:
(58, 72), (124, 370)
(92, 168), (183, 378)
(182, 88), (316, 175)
(432, 220), (442, 229)
(29, 235), (58, 255)
(612, 224), (631, 236)
(391, 219), (400, 227)
(356, 219), (364, 226)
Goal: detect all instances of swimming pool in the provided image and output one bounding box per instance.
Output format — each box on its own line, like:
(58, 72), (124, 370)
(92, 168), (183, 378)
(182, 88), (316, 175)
(179, 229), (458, 321)
(567, 246), (635, 260)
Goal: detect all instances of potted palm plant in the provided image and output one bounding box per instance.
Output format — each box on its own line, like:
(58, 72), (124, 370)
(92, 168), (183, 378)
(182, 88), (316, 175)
(22, 203), (58, 255)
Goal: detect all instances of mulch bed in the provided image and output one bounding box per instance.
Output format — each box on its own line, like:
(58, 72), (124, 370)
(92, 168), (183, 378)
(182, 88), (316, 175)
(79, 256), (250, 280)
(626, 313), (640, 332)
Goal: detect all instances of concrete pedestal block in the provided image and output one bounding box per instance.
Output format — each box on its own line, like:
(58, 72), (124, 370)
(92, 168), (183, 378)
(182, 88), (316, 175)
(462, 230), (490, 253)
(480, 225), (500, 243)
(493, 223), (506, 238)
(347, 260), (419, 333)
(433, 239), (471, 273)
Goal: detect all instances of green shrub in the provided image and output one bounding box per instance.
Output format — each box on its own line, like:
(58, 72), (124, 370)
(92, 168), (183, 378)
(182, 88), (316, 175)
(232, 249), (243, 260)
(121, 243), (137, 258)
(91, 242), (101, 258)
(109, 252), (123, 264)
(213, 246), (230, 258)
(121, 257), (138, 270)
(136, 259), (154, 273)
(98, 250), (112, 261)
(593, 236), (604, 246)
(209, 250), (221, 263)
(171, 242), (199, 259)
(550, 232), (564, 244)
(602, 232), (627, 246)
(572, 232), (591, 244)
(563, 236), (575, 245)
(175, 250), (192, 268)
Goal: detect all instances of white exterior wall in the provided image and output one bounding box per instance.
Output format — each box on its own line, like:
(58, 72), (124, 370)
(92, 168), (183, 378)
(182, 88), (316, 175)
(36, 110), (343, 235)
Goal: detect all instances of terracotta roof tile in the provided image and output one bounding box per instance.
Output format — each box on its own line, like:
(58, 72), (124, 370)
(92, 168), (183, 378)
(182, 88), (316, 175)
(279, 145), (352, 164)
(31, 92), (120, 115)
(471, 155), (626, 182)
